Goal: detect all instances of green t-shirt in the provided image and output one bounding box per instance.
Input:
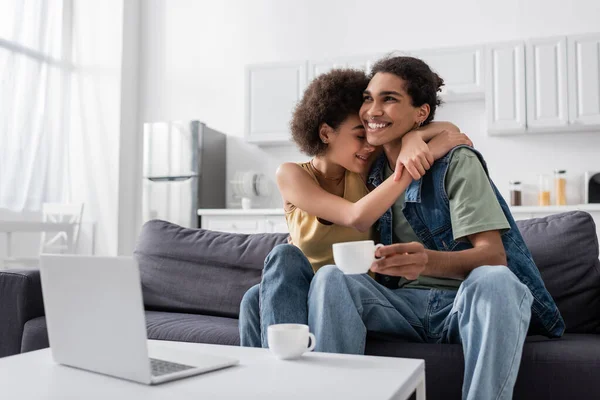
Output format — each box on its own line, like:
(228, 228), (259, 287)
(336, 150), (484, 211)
(383, 147), (510, 290)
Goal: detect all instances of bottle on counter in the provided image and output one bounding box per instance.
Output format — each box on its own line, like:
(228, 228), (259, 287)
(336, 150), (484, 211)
(538, 174), (551, 206)
(554, 170), (567, 206)
(509, 181), (522, 206)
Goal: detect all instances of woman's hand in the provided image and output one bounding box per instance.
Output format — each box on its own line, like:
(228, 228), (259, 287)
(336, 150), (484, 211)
(395, 131), (434, 181)
(428, 130), (474, 160)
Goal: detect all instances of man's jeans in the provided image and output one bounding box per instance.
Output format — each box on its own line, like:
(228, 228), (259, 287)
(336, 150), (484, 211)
(239, 246), (533, 400)
(239, 244), (314, 347)
(308, 265), (533, 400)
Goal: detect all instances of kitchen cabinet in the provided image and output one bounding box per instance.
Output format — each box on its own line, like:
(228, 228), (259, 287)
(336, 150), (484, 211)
(412, 46), (484, 101)
(485, 42), (527, 134)
(487, 33), (600, 135)
(525, 37), (569, 131)
(265, 216), (289, 234)
(308, 55), (380, 81)
(309, 48), (484, 101)
(245, 33), (600, 143)
(199, 210), (288, 234)
(203, 216), (267, 234)
(568, 33), (600, 127)
(245, 61), (307, 145)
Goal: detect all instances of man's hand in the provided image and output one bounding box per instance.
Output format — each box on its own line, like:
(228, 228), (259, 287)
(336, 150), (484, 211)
(395, 131), (434, 181)
(371, 242), (428, 280)
(428, 130), (473, 160)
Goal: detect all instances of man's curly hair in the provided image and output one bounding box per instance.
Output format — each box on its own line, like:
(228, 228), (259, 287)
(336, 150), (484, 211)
(370, 56), (444, 126)
(290, 69), (369, 156)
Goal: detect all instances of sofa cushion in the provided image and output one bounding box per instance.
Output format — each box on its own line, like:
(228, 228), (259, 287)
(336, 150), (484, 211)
(134, 220), (288, 318)
(0, 269), (45, 357)
(145, 311), (240, 346)
(20, 311), (242, 353)
(516, 211), (600, 333)
(21, 316), (50, 353)
(366, 332), (600, 400)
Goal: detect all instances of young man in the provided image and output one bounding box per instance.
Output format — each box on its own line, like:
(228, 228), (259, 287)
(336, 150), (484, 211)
(305, 56), (565, 400)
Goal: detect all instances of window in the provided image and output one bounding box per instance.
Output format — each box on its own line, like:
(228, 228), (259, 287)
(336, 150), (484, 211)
(0, 0), (73, 210)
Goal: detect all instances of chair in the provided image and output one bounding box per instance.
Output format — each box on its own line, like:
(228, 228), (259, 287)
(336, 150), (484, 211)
(39, 203), (84, 254)
(2, 203), (84, 268)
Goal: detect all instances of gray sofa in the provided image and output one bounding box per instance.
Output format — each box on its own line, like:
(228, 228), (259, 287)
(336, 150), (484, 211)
(1, 211), (599, 399)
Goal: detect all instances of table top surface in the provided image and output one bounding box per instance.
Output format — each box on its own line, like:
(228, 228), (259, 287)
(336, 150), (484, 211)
(0, 340), (424, 399)
(0, 221), (74, 232)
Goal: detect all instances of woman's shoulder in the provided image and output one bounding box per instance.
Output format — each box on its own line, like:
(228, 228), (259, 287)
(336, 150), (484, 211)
(277, 161), (315, 181)
(277, 161), (318, 213)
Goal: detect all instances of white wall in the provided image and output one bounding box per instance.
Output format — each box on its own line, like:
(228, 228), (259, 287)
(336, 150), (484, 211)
(117, 0), (143, 255)
(136, 0), (600, 214)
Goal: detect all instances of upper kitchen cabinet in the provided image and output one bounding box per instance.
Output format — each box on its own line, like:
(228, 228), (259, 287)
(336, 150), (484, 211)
(412, 46), (484, 101)
(485, 42), (527, 134)
(525, 37), (569, 131)
(308, 55), (380, 81)
(568, 33), (600, 127)
(487, 33), (600, 135)
(245, 61), (307, 145)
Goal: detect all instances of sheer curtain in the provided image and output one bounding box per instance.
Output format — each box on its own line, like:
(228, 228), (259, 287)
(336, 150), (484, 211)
(0, 0), (71, 211)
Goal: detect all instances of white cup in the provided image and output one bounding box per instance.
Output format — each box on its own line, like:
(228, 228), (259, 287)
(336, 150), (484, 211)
(241, 197), (252, 210)
(332, 240), (384, 274)
(267, 324), (316, 360)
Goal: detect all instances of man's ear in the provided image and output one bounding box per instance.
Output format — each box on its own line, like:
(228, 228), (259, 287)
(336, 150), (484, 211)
(319, 123), (334, 144)
(417, 104), (431, 124)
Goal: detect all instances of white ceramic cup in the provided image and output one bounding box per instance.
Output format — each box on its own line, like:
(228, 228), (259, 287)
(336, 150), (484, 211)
(332, 240), (384, 274)
(241, 197), (252, 210)
(267, 324), (316, 360)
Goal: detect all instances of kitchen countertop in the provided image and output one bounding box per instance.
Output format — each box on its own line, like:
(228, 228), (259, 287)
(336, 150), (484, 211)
(510, 204), (600, 212)
(198, 204), (600, 216)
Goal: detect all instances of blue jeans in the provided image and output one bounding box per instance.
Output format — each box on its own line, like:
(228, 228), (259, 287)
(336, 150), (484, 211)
(308, 265), (533, 400)
(239, 246), (533, 400)
(239, 244), (314, 347)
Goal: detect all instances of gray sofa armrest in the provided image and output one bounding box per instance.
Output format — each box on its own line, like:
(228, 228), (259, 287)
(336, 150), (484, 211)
(0, 269), (45, 358)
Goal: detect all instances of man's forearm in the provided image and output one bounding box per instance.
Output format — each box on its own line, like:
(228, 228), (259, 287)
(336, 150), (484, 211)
(423, 245), (507, 279)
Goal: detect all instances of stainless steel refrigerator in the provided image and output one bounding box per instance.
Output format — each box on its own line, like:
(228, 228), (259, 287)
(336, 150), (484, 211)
(142, 120), (226, 228)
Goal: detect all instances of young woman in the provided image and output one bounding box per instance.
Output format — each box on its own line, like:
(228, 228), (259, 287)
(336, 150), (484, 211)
(239, 68), (471, 348)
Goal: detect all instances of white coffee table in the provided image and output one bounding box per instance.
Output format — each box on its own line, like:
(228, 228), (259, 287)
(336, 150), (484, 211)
(0, 340), (426, 399)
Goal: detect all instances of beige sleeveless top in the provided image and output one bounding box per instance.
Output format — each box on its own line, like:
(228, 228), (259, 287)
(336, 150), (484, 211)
(285, 162), (372, 272)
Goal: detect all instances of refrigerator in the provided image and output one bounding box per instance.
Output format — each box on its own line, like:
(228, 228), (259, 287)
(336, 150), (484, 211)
(142, 120), (226, 228)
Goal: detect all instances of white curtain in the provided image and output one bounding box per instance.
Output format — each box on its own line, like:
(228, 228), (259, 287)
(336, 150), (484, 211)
(0, 0), (71, 211)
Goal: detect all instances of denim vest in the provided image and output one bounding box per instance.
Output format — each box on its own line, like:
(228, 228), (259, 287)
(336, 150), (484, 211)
(368, 146), (565, 338)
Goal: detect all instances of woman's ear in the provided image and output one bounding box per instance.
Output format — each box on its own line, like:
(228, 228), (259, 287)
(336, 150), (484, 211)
(319, 123), (334, 144)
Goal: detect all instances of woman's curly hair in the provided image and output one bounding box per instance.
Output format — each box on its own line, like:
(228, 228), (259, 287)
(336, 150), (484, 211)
(290, 69), (369, 156)
(370, 56), (444, 126)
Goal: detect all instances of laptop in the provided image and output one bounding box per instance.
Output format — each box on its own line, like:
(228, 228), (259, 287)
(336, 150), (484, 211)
(39, 255), (239, 385)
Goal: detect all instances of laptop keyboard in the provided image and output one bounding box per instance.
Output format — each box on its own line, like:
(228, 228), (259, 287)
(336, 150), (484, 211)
(150, 358), (195, 377)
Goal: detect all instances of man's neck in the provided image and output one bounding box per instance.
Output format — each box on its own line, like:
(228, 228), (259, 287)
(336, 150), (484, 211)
(382, 138), (403, 171)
